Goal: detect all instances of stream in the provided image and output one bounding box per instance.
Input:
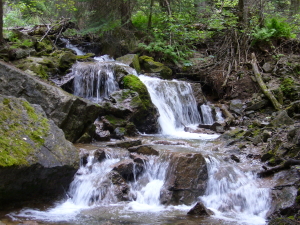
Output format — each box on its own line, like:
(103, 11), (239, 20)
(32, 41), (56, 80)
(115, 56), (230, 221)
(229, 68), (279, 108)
(0, 48), (275, 225)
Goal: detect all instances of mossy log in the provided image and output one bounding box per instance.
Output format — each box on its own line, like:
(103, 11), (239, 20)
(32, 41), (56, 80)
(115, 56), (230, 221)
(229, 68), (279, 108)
(251, 53), (282, 111)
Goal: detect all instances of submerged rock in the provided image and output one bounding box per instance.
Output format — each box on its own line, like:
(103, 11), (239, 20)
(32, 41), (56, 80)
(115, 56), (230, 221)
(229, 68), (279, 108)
(187, 202), (214, 216)
(0, 95), (78, 207)
(160, 152), (208, 205)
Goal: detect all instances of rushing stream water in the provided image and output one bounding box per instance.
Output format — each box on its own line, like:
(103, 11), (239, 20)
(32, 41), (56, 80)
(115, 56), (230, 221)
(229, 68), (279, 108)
(2, 49), (273, 225)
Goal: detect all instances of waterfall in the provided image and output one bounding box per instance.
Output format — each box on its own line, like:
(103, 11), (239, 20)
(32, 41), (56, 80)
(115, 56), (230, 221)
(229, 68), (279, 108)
(201, 156), (270, 224)
(72, 62), (119, 102)
(200, 104), (214, 125)
(215, 106), (225, 122)
(61, 38), (85, 55)
(139, 75), (201, 135)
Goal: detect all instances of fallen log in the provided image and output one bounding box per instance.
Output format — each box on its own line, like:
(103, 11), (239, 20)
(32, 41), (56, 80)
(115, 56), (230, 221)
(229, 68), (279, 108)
(250, 53), (282, 111)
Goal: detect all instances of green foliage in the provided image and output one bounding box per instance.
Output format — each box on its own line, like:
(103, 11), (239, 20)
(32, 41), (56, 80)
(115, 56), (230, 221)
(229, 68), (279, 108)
(252, 17), (296, 42)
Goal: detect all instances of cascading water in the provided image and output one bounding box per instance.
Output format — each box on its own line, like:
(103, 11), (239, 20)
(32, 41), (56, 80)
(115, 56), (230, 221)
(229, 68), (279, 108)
(61, 38), (85, 55)
(72, 62), (119, 102)
(139, 75), (202, 135)
(200, 104), (215, 125)
(201, 156), (270, 224)
(215, 106), (225, 122)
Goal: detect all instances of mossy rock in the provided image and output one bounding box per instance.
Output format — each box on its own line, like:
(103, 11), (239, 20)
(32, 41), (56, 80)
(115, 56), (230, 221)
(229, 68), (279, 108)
(35, 38), (53, 54)
(14, 57), (51, 79)
(0, 96), (49, 166)
(122, 74), (151, 109)
(58, 51), (76, 73)
(76, 53), (95, 62)
(117, 54), (141, 73)
(139, 55), (172, 79)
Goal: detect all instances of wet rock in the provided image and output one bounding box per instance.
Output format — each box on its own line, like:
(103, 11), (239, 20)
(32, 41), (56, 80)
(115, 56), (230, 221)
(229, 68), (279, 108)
(108, 171), (131, 201)
(187, 202), (214, 216)
(112, 159), (144, 181)
(107, 140), (142, 148)
(94, 149), (106, 162)
(95, 130), (111, 141)
(229, 99), (244, 115)
(129, 153), (148, 164)
(152, 140), (187, 146)
(113, 127), (126, 139)
(230, 154), (240, 163)
(0, 60), (103, 143)
(128, 145), (159, 156)
(160, 152), (208, 205)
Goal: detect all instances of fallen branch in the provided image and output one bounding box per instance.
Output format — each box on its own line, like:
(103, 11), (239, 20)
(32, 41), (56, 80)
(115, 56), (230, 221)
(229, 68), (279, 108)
(258, 159), (300, 177)
(250, 53), (282, 111)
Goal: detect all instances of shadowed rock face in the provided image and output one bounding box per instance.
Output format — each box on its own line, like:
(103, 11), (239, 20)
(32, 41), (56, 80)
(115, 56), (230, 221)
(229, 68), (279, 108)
(0, 95), (79, 207)
(160, 152), (208, 205)
(0, 60), (103, 143)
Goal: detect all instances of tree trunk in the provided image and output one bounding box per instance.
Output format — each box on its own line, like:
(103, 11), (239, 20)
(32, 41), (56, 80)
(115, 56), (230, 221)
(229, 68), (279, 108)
(291, 0), (300, 15)
(120, 0), (133, 29)
(251, 53), (282, 111)
(0, 0), (3, 44)
(147, 0), (155, 31)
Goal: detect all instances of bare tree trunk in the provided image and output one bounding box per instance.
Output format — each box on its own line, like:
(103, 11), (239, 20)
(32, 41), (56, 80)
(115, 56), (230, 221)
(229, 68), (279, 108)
(120, 0), (133, 29)
(251, 53), (282, 111)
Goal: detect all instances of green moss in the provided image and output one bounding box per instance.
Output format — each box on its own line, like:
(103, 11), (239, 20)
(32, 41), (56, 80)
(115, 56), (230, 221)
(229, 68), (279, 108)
(76, 53), (95, 61)
(105, 115), (126, 127)
(122, 74), (151, 109)
(0, 98), (50, 167)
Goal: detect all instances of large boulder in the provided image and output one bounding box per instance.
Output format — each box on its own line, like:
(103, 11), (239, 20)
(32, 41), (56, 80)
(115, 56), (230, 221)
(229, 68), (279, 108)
(121, 74), (159, 133)
(116, 54), (141, 73)
(0, 61), (103, 142)
(160, 152), (208, 205)
(0, 95), (79, 207)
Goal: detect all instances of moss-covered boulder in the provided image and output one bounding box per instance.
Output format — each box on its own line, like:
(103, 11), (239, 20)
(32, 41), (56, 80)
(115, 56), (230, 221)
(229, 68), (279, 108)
(0, 95), (78, 206)
(121, 75), (159, 133)
(58, 51), (77, 73)
(116, 54), (141, 73)
(139, 55), (172, 79)
(0, 60), (103, 143)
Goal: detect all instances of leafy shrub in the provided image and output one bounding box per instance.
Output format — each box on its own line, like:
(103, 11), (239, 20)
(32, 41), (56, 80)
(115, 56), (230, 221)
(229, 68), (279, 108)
(252, 17), (296, 42)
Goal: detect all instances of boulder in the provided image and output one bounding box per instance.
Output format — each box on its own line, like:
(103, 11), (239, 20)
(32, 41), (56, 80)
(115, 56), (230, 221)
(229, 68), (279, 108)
(116, 54), (141, 73)
(229, 99), (244, 115)
(187, 202), (214, 216)
(0, 95), (78, 206)
(129, 153), (148, 164)
(139, 56), (172, 79)
(128, 145), (159, 156)
(0, 61), (103, 143)
(102, 88), (159, 134)
(270, 110), (294, 127)
(160, 152), (208, 205)
(112, 159), (144, 181)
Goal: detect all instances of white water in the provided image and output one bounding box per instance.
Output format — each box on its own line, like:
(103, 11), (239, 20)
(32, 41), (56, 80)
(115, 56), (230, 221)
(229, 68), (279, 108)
(61, 38), (85, 55)
(72, 62), (119, 102)
(201, 104), (215, 125)
(215, 106), (225, 122)
(201, 156), (270, 225)
(139, 75), (202, 136)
